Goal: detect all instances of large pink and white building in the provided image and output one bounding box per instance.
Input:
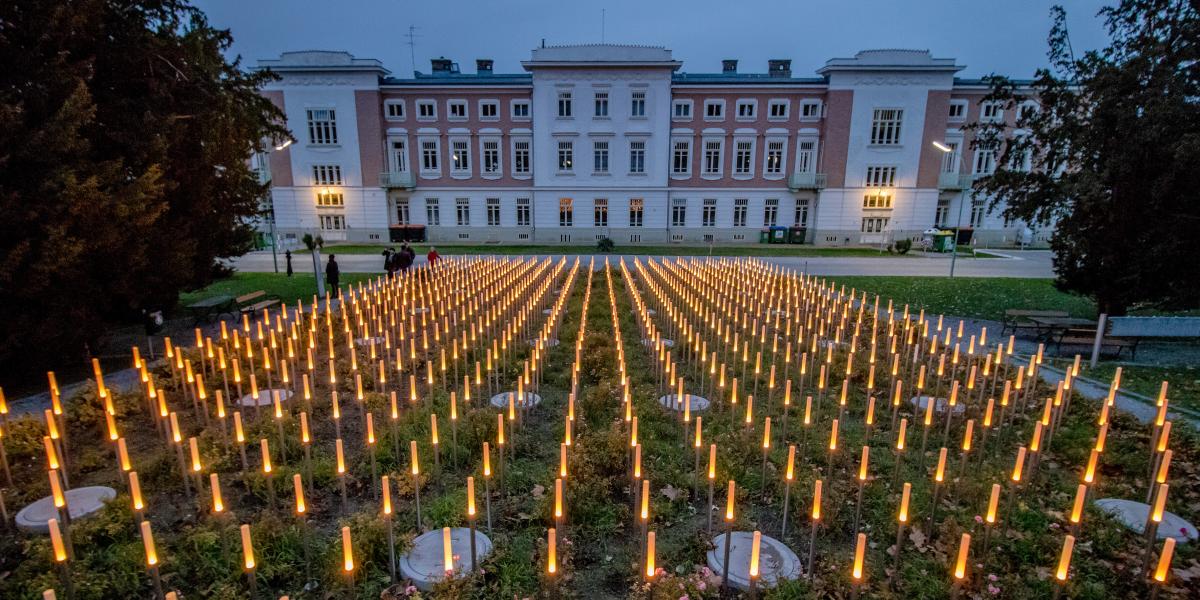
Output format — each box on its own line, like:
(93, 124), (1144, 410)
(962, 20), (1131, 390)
(255, 45), (1048, 246)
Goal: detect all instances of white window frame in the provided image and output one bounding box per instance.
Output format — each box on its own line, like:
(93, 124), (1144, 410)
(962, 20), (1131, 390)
(558, 198), (573, 227)
(417, 100), (437, 121)
(672, 99), (693, 121)
(593, 198), (608, 227)
(478, 100), (500, 122)
(767, 99), (789, 121)
(795, 137), (818, 174)
(311, 164), (343, 186)
(557, 91), (573, 118)
(861, 216), (889, 233)
(319, 214), (346, 230)
(425, 198), (441, 226)
(486, 197), (501, 226)
(973, 146), (997, 176)
(800, 100), (822, 121)
(1017, 100), (1039, 122)
(557, 140), (574, 173)
(702, 198), (717, 227)
(863, 166), (897, 209)
(449, 137), (471, 177)
(511, 100), (531, 121)
(630, 90), (647, 119)
(704, 99), (725, 121)
(516, 197), (531, 227)
(316, 190), (344, 207)
(733, 198), (748, 227)
(794, 198), (809, 227)
(387, 138), (409, 174)
(671, 138), (692, 177)
(628, 198), (644, 227)
(940, 140), (962, 173)
(396, 199), (411, 225)
(511, 137), (532, 178)
(735, 99), (757, 121)
(480, 137), (502, 178)
(671, 198), (687, 227)
(702, 138), (723, 178)
(763, 198), (779, 227)
(981, 101), (1004, 123)
(384, 99), (406, 121)
(455, 197), (471, 226)
(593, 91), (609, 118)
(948, 100), (968, 122)
(733, 138), (755, 178)
(447, 100), (468, 122)
(763, 137), (786, 179)
(592, 140), (610, 174)
(869, 108), (904, 146)
(305, 108), (338, 146)
(419, 137), (441, 176)
(628, 139), (646, 175)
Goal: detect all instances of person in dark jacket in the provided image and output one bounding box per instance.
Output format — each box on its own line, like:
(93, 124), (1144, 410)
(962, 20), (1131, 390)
(382, 248), (395, 277)
(325, 254), (340, 297)
(397, 243), (414, 273)
(285, 250), (293, 276)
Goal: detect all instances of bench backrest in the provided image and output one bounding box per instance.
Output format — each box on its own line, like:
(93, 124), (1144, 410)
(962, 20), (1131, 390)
(1107, 316), (1200, 338)
(236, 290), (266, 304)
(1005, 309), (1069, 318)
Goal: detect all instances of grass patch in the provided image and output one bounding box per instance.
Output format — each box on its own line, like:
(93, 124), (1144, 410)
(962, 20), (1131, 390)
(179, 272), (378, 307)
(1084, 363), (1200, 413)
(301, 243), (920, 258)
(830, 276), (1097, 322)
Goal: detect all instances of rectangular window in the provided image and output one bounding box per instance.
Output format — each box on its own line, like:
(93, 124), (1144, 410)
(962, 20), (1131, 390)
(863, 166), (896, 208)
(861, 217), (890, 233)
(319, 214), (345, 230)
(421, 139), (440, 173)
(982, 102), (1003, 122)
(703, 140), (722, 175)
(425, 198), (440, 226)
(801, 100), (822, 119)
(948, 100), (967, 121)
(316, 191), (344, 207)
(1008, 144), (1032, 172)
(628, 198), (644, 227)
(513, 140), (531, 175)
(630, 91), (646, 117)
(941, 142), (960, 173)
(480, 101), (499, 120)
(312, 164), (343, 186)
(557, 91), (573, 118)
(763, 198), (779, 227)
(486, 198), (500, 226)
(973, 147), (997, 175)
(733, 198), (748, 227)
(970, 199), (986, 227)
(672, 140), (691, 175)
(736, 100), (755, 119)
(516, 198), (531, 227)
(702, 199), (716, 227)
(557, 141), (574, 172)
(417, 101), (436, 120)
(629, 140), (646, 174)
(765, 140), (784, 175)
(559, 198), (573, 227)
(935, 200), (949, 228)
(704, 100), (724, 120)
(389, 140), (408, 173)
(306, 109), (338, 145)
(794, 198), (809, 227)
(451, 140), (470, 174)
(796, 139), (816, 173)
(594, 92), (609, 117)
(448, 100), (467, 120)
(671, 198), (687, 227)
(396, 200), (410, 225)
(673, 100), (692, 119)
(385, 100), (405, 120)
(482, 140), (500, 174)
(870, 108), (903, 145)
(768, 100), (788, 119)
(511, 100), (530, 119)
(594, 198), (608, 227)
(734, 140), (753, 175)
(456, 198), (470, 226)
(593, 141), (609, 174)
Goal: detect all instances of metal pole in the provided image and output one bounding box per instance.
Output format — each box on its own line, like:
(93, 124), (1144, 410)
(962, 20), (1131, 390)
(949, 186), (966, 277)
(1090, 313), (1108, 368)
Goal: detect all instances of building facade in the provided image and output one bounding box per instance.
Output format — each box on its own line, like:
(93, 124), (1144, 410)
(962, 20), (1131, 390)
(256, 45), (1050, 247)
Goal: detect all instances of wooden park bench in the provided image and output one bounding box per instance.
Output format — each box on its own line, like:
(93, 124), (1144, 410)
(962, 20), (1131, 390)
(1001, 309), (1070, 336)
(236, 290), (281, 316)
(1054, 327), (1139, 359)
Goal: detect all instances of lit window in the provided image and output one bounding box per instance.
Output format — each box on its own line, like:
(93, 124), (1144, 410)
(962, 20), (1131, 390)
(593, 198), (608, 227)
(863, 166), (896, 208)
(559, 198), (573, 227)
(628, 198), (644, 227)
(557, 141), (573, 172)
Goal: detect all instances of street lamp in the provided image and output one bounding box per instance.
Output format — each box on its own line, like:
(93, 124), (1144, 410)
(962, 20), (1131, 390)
(933, 141), (967, 277)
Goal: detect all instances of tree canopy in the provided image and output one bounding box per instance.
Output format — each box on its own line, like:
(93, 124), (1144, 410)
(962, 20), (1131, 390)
(968, 0), (1200, 315)
(0, 0), (287, 373)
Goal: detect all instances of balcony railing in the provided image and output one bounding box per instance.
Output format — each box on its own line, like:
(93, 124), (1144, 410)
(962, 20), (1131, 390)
(938, 172), (974, 190)
(788, 172), (827, 191)
(379, 171), (416, 190)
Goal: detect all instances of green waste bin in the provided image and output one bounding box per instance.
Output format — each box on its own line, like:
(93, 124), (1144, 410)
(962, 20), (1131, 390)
(788, 226), (807, 244)
(932, 232), (955, 252)
(759, 229), (771, 244)
(769, 226), (788, 243)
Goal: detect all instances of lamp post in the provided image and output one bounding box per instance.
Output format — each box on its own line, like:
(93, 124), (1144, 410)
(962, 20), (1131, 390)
(933, 141), (967, 277)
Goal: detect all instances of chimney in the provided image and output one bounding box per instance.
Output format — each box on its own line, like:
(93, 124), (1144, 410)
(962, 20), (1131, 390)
(722, 59), (738, 74)
(431, 57), (453, 73)
(476, 59), (494, 75)
(768, 59), (792, 78)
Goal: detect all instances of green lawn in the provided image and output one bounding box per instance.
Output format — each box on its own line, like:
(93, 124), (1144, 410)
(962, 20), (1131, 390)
(1084, 363), (1200, 413)
(179, 272), (379, 307)
(830, 276), (1098, 322)
(302, 243), (933, 258)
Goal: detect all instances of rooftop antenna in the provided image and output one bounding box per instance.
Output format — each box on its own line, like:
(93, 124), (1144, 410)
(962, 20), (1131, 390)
(601, 9), (606, 42)
(404, 26), (423, 76)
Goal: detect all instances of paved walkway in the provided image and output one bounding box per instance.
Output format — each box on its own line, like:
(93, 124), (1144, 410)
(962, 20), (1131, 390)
(231, 249), (1055, 278)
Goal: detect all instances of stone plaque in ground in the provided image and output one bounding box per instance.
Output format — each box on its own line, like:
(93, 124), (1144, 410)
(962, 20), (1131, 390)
(16, 486), (117, 533)
(707, 531), (801, 590)
(489, 392), (542, 409)
(240, 388), (294, 407)
(908, 395), (965, 415)
(399, 527), (493, 591)
(658, 394), (711, 413)
(1095, 498), (1198, 542)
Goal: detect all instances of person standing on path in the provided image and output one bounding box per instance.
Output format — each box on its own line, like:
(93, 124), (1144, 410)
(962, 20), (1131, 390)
(426, 246), (440, 265)
(285, 250), (293, 276)
(325, 254), (340, 298)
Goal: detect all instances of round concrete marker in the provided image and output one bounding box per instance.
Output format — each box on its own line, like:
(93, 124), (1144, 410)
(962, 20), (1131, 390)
(17, 486), (117, 533)
(527, 338), (560, 348)
(411, 306), (429, 315)
(354, 336), (383, 346)
(489, 392), (542, 409)
(658, 394), (711, 413)
(399, 527), (494, 591)
(646, 308), (657, 316)
(542, 308), (553, 315)
(908, 395), (965, 416)
(1095, 498), (1198, 542)
(707, 531), (801, 590)
(240, 388), (294, 407)
(642, 338), (675, 349)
